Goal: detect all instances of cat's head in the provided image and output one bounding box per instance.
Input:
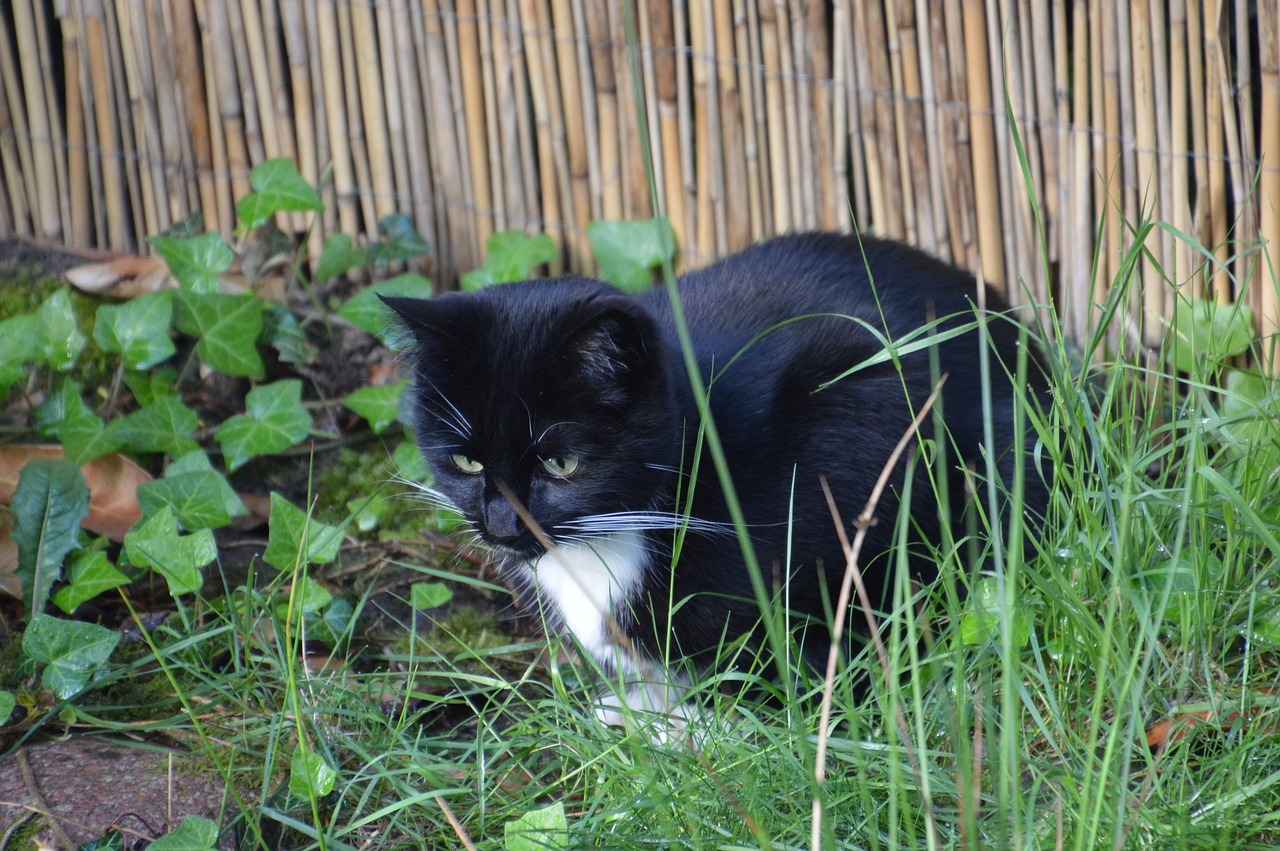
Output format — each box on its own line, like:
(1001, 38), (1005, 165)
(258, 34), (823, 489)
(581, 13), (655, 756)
(384, 279), (676, 557)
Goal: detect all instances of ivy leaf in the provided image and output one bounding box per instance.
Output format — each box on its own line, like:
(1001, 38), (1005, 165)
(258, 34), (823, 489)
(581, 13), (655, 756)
(367, 213), (431, 265)
(236, 158), (324, 232)
(11, 459), (90, 617)
(339, 273), (434, 342)
(122, 505), (216, 596)
(342, 382), (405, 434)
(410, 581), (453, 609)
(93, 291), (175, 370)
(586, 218), (676, 293)
(264, 494), (343, 571)
(0, 691), (14, 725)
(52, 550), (129, 613)
(956, 578), (1030, 648)
(262, 304), (317, 365)
(1166, 295), (1255, 373)
(124, 367), (177, 406)
(505, 802), (569, 851)
(216, 379), (313, 471)
(43, 381), (122, 465)
(173, 291), (267, 378)
(22, 615), (120, 700)
(148, 231), (234, 294)
(109, 395), (200, 457)
(315, 233), (368, 283)
(35, 288), (87, 371)
(392, 438), (428, 481)
(0, 312), (37, 396)
(146, 815), (219, 851)
(137, 450), (246, 530)
(461, 230), (557, 291)
(289, 744), (337, 799)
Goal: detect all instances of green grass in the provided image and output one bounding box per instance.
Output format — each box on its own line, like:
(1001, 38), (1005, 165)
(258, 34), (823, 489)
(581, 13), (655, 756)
(31, 213), (1275, 851)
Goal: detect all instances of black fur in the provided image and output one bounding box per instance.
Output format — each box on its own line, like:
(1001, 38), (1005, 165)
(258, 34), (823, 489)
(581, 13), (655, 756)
(384, 232), (1050, 671)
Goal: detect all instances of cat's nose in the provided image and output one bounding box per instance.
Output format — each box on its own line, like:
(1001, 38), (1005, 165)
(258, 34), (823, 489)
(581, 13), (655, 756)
(481, 494), (525, 546)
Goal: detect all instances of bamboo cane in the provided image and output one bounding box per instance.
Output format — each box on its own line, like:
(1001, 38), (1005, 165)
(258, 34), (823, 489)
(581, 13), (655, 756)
(337, 1), (378, 244)
(586, 1), (622, 222)
(1171, 0), (1193, 291)
(11, 0), (61, 239)
(1204, 0), (1230, 300)
(376, 0), (411, 230)
(1257, 0), (1279, 371)
(352, 0), (396, 226)
(0, 6), (31, 237)
(689, 0), (717, 257)
(734, 0), (766, 235)
(458, 0), (494, 251)
(962, 0), (1004, 290)
(550, 0), (592, 268)
(1130, 0), (1162, 343)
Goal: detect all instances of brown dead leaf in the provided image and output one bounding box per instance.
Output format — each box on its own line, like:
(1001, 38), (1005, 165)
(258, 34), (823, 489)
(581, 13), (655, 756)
(65, 255), (173, 297)
(0, 445), (152, 542)
(0, 536), (18, 598)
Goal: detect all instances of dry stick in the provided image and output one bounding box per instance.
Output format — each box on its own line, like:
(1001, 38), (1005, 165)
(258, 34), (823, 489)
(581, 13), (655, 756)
(1130, 0), (1160, 345)
(735, 0), (766, 237)
(1101, 1), (1123, 321)
(1259, 0), (1280, 372)
(810, 378), (946, 851)
(15, 749), (76, 851)
(689, 0), (717, 258)
(1204, 0), (1230, 301)
(0, 6), (32, 235)
(352, 0), (396, 225)
(433, 795), (480, 851)
(1071, 0), (1093, 340)
(518, 0), (560, 270)
(61, 11), (89, 245)
(337, 1), (378, 241)
(587, 2), (622, 221)
(937, 0), (972, 265)
(712, 0), (746, 247)
(376, 0), (411, 227)
(533, 0), (576, 268)
(1171, 0), (1193, 291)
(6, 2), (55, 239)
(1234, 0), (1258, 297)
(914, 0), (948, 255)
(868, 1), (904, 237)
(315, 0), (355, 237)
(103, 0), (145, 244)
(962, 0), (1004, 290)
(1149, 0), (1175, 285)
(649, 0), (685, 234)
(570, 0), (603, 230)
(551, 0), (592, 269)
(508, 0), (540, 226)
(892, 0), (931, 249)
(830, 0), (852, 234)
(809, 0), (838, 232)
(759, 0), (790, 231)
(122, 3), (164, 235)
(280, 0), (319, 257)
(980, 0), (1015, 297)
(773, 1), (803, 227)
(458, 0), (493, 254)
(477, 0), (506, 233)
(1029, 1), (1059, 259)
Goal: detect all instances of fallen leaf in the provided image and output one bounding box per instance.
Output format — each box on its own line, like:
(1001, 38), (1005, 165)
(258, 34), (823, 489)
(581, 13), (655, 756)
(0, 445), (152, 541)
(0, 536), (18, 598)
(65, 255), (173, 297)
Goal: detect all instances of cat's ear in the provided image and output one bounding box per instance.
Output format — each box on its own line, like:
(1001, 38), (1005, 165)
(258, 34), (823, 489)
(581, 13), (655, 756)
(380, 295), (468, 345)
(561, 305), (656, 407)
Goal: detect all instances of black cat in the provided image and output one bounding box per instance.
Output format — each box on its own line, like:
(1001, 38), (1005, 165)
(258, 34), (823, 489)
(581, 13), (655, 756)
(384, 232), (1050, 708)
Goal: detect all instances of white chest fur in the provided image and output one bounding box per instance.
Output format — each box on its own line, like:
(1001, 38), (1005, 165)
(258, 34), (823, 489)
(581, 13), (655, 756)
(528, 531), (649, 671)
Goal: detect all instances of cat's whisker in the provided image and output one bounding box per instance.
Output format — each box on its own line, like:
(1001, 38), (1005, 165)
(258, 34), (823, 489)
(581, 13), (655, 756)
(556, 511), (742, 538)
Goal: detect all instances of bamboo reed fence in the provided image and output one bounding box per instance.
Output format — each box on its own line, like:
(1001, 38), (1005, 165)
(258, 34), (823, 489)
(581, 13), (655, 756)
(0, 1), (1277, 360)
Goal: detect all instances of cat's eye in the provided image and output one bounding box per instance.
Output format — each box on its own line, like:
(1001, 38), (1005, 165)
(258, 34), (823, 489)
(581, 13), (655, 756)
(540, 456), (579, 478)
(450, 453), (484, 474)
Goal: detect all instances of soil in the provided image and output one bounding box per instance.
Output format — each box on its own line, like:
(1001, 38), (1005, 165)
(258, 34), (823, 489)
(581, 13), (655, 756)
(0, 238), (533, 848)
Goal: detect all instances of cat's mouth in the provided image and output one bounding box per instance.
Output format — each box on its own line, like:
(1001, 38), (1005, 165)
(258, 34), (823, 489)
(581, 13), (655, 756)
(472, 526), (547, 560)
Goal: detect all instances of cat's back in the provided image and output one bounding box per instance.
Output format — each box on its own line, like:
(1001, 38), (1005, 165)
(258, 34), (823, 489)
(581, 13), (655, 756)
(644, 232), (982, 337)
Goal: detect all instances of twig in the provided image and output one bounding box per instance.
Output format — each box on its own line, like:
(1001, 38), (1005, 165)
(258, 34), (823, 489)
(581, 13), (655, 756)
(433, 794), (478, 851)
(810, 376), (946, 850)
(15, 748), (76, 851)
